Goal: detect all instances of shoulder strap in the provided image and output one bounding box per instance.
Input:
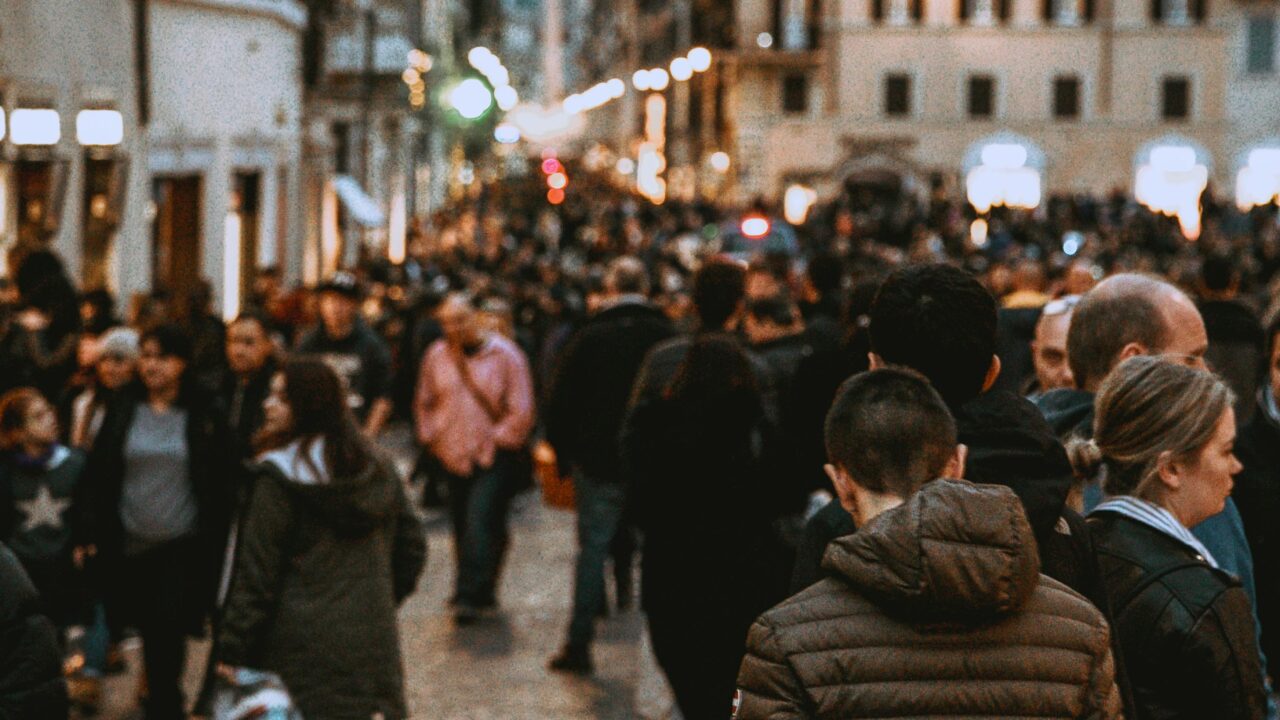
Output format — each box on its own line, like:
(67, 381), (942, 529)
(450, 350), (504, 424)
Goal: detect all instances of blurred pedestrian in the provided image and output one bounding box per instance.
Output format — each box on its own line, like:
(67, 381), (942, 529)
(734, 369), (1122, 720)
(1028, 295), (1080, 398)
(1198, 254), (1265, 425)
(624, 335), (788, 720)
(296, 272), (394, 438)
(65, 326), (138, 451)
(545, 257), (673, 674)
(415, 292), (535, 624)
(217, 358), (426, 720)
(1074, 356), (1266, 719)
(82, 324), (234, 720)
(222, 311), (279, 457)
(0, 541), (67, 718)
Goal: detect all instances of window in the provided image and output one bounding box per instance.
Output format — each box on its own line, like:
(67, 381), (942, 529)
(783, 74), (808, 114)
(871, 0), (884, 22)
(1161, 76), (1190, 120)
(884, 74), (912, 117)
(968, 75), (996, 118)
(1053, 76), (1081, 119)
(1248, 15), (1277, 75)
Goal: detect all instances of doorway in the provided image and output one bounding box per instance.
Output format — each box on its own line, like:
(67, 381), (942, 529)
(151, 175), (202, 317)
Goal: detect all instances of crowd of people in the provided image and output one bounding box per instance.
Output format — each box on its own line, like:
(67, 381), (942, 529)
(0, 178), (1279, 720)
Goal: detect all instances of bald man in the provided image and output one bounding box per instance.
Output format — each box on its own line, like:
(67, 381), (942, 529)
(1034, 273), (1271, 709)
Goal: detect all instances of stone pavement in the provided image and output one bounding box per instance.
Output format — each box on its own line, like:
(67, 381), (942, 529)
(97, 475), (672, 719)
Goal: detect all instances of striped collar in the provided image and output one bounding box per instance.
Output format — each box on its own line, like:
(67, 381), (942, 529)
(1091, 496), (1219, 569)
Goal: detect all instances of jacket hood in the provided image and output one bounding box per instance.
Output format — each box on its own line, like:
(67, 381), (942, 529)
(955, 390), (1075, 540)
(822, 480), (1041, 625)
(1034, 388), (1095, 440)
(257, 440), (397, 538)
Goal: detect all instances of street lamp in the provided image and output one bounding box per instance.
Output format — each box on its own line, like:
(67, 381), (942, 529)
(450, 79), (493, 120)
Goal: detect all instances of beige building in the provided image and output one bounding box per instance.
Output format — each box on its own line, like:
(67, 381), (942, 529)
(724, 0), (1280, 207)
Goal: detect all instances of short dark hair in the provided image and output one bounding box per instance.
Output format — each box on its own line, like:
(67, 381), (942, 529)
(140, 323), (194, 363)
(1067, 275), (1171, 391)
(606, 256), (649, 296)
(692, 259), (746, 330)
(1201, 254), (1237, 293)
(824, 368), (957, 498)
(231, 309), (272, 334)
(747, 292), (797, 326)
(869, 264), (997, 407)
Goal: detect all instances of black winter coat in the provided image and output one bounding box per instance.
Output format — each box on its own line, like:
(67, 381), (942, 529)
(1090, 511), (1266, 720)
(80, 388), (236, 625)
(544, 301), (673, 480)
(1233, 394), (1280, 674)
(218, 454), (426, 720)
(0, 543), (67, 719)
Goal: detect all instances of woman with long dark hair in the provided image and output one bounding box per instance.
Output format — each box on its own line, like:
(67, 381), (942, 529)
(83, 323), (235, 719)
(624, 334), (788, 720)
(217, 358), (426, 720)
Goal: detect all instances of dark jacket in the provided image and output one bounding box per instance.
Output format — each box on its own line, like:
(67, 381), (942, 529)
(1090, 510), (1266, 720)
(0, 543), (67, 719)
(295, 320), (393, 421)
(80, 388), (236, 623)
(735, 480), (1122, 720)
(791, 390), (1100, 603)
(544, 300), (673, 480)
(1200, 299), (1264, 425)
(218, 450), (426, 720)
(1234, 391), (1280, 675)
(221, 359), (278, 460)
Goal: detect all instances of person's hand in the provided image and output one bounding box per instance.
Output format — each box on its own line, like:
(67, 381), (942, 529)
(72, 545), (97, 569)
(215, 663), (238, 683)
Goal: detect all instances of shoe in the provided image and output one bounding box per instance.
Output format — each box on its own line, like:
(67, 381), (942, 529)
(548, 645), (593, 675)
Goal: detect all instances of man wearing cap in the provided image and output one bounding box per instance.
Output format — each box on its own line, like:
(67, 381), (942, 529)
(295, 272), (394, 437)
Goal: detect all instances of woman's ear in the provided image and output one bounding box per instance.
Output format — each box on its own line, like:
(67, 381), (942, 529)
(943, 443), (968, 480)
(1154, 450), (1182, 491)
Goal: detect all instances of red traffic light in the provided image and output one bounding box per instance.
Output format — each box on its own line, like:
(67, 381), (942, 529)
(547, 188), (566, 205)
(541, 158), (562, 175)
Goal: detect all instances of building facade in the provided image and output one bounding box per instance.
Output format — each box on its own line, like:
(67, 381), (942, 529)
(725, 0), (1280, 208)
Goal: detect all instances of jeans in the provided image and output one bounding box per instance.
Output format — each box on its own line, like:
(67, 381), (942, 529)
(447, 454), (514, 607)
(566, 473), (628, 647)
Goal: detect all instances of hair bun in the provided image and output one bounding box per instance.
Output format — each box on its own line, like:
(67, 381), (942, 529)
(1066, 436), (1105, 482)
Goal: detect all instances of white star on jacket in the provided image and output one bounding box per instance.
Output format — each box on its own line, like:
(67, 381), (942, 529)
(16, 485), (71, 532)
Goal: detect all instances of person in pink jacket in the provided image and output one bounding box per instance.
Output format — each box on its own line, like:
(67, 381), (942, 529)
(414, 292), (535, 623)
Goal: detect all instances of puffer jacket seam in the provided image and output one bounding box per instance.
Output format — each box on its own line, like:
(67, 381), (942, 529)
(788, 644), (1100, 661)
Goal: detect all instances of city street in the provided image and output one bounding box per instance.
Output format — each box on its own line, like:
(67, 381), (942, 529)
(97, 430), (661, 720)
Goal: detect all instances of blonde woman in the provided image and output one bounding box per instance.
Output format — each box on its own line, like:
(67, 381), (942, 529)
(1073, 356), (1265, 720)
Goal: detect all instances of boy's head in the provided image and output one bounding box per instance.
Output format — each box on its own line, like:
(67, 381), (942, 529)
(868, 264), (999, 408)
(824, 368), (965, 526)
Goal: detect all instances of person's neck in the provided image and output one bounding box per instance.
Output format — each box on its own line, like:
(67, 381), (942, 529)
(237, 365), (265, 384)
(856, 491), (905, 526)
(149, 385), (180, 411)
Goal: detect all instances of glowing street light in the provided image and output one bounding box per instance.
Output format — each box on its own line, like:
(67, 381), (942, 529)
(670, 58), (693, 82)
(649, 68), (671, 91)
(494, 85), (519, 111)
(757, 32), (774, 49)
(741, 216), (771, 238)
(688, 47), (713, 72)
(494, 123), (521, 144)
(1237, 146), (1280, 210)
(709, 151), (731, 173)
(1135, 140), (1209, 240)
(450, 79), (493, 119)
(783, 185), (818, 225)
(633, 70), (652, 91)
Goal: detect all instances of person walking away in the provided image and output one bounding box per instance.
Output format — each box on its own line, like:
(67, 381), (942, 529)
(82, 324), (235, 720)
(624, 335), (789, 720)
(734, 368), (1121, 720)
(0, 541), (68, 718)
(544, 257), (674, 674)
(1197, 254), (1265, 425)
(1073, 356), (1266, 719)
(415, 292), (534, 624)
(1236, 313), (1280, 689)
(295, 272), (394, 438)
(217, 358), (426, 720)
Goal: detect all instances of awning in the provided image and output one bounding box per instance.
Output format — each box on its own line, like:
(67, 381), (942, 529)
(332, 175), (386, 228)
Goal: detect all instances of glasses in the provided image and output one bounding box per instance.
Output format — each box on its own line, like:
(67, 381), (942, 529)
(1042, 295), (1081, 317)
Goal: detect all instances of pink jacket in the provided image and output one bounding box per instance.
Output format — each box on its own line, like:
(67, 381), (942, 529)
(414, 334), (536, 476)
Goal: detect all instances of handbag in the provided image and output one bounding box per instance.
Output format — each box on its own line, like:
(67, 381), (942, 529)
(449, 350), (535, 496)
(211, 668), (303, 720)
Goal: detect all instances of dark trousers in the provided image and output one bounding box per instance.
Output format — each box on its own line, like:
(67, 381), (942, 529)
(648, 608), (748, 720)
(566, 473), (628, 647)
(446, 454), (513, 607)
(122, 539), (197, 720)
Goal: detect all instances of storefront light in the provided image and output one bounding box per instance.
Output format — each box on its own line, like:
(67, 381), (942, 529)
(10, 109), (61, 146)
(76, 110), (124, 146)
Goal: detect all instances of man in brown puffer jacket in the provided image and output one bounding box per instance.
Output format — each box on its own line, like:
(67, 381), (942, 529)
(734, 368), (1122, 720)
